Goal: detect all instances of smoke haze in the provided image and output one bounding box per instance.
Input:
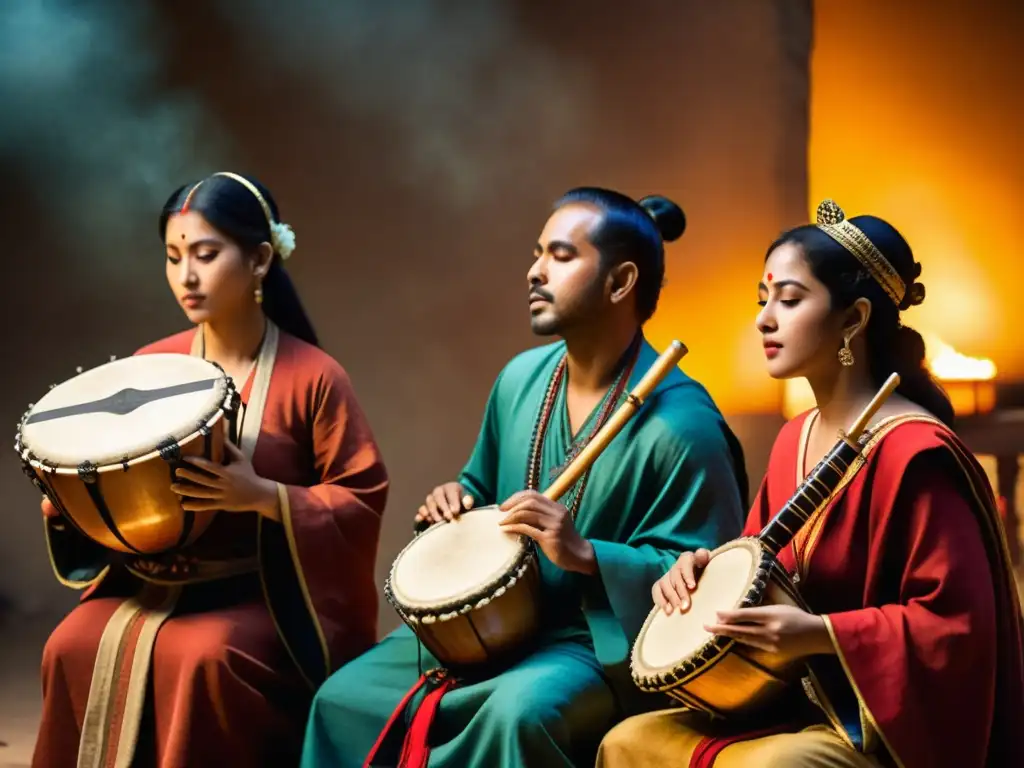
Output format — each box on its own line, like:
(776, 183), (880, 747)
(213, 0), (594, 209)
(0, 0), (225, 287)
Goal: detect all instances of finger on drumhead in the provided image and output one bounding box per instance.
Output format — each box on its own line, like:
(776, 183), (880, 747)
(424, 494), (444, 523)
(680, 556), (699, 591)
(431, 488), (455, 520)
(705, 625), (771, 650)
(694, 548), (711, 566)
(499, 505), (544, 528)
(499, 522), (542, 542)
(462, 494), (474, 510)
(668, 567), (690, 610)
(443, 485), (463, 518)
(651, 581), (664, 609)
(498, 489), (537, 510)
(654, 581), (676, 614)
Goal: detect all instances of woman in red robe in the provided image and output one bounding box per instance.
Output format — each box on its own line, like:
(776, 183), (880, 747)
(597, 200), (1024, 767)
(32, 172), (389, 768)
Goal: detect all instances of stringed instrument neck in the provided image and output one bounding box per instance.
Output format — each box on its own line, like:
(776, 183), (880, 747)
(757, 372), (901, 556)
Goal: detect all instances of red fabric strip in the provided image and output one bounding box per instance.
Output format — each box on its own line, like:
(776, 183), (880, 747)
(689, 724), (796, 768)
(362, 674), (430, 768)
(397, 675), (458, 768)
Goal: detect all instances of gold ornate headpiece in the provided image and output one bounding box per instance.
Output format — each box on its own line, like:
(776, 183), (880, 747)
(180, 171), (296, 259)
(815, 199), (904, 306)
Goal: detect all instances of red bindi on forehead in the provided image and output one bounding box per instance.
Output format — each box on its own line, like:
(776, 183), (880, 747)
(767, 273), (773, 282)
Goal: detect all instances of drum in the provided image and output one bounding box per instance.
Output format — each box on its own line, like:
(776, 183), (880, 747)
(630, 538), (808, 717)
(15, 353), (239, 555)
(385, 506), (542, 669)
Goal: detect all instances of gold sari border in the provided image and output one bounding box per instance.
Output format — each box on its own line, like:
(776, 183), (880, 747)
(821, 616), (903, 768)
(112, 588), (180, 768)
(802, 668), (857, 750)
(794, 413), (946, 581)
(77, 599), (142, 768)
(256, 513), (316, 691)
(810, 413), (980, 768)
(276, 481), (331, 679)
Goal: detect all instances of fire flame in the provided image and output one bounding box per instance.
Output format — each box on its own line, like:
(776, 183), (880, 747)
(923, 333), (997, 381)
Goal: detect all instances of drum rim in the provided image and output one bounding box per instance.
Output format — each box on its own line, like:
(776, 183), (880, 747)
(629, 536), (775, 692)
(15, 360), (239, 474)
(384, 506), (535, 621)
(19, 406), (232, 475)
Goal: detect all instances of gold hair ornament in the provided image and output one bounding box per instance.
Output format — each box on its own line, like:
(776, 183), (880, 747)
(179, 172), (296, 260)
(815, 199), (904, 306)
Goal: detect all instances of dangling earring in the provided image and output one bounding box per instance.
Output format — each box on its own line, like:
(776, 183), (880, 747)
(254, 282), (263, 305)
(838, 335), (855, 367)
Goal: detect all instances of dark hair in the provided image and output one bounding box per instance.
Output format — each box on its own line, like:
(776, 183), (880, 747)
(554, 187), (686, 323)
(768, 216), (954, 426)
(159, 174), (319, 347)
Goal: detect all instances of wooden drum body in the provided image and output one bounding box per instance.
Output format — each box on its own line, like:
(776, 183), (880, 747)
(385, 506), (542, 670)
(631, 538), (808, 717)
(15, 354), (239, 555)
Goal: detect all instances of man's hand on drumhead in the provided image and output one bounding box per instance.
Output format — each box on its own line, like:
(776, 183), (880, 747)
(497, 491), (597, 575)
(653, 548), (711, 615)
(417, 482), (474, 524)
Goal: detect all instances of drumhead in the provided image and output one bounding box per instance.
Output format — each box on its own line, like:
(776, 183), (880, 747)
(19, 354), (229, 470)
(636, 541), (758, 671)
(390, 506), (527, 610)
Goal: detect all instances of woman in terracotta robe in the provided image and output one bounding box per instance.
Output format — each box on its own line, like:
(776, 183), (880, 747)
(596, 200), (1024, 767)
(32, 172), (389, 768)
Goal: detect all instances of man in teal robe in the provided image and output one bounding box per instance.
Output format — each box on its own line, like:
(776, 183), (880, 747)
(301, 188), (748, 767)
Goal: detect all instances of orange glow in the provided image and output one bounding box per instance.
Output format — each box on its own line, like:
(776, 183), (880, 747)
(924, 333), (997, 416)
(809, 1), (1023, 382)
(652, 2), (1021, 417)
(923, 333), (996, 382)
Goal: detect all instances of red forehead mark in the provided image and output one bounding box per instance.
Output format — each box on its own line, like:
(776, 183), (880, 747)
(767, 272), (773, 282)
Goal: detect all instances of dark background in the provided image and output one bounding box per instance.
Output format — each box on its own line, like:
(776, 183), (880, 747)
(0, 0), (810, 630)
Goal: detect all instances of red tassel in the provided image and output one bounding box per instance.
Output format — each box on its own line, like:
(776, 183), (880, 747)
(397, 674), (458, 768)
(363, 669), (458, 768)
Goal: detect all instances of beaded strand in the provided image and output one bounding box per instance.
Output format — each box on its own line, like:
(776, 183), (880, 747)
(524, 336), (642, 520)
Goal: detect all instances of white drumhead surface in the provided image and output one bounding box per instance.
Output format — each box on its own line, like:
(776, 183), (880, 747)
(391, 506), (525, 608)
(20, 354), (227, 468)
(638, 544), (755, 670)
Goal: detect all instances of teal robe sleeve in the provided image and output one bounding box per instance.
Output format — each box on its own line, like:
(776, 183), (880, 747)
(457, 368), (507, 508)
(584, 395), (746, 678)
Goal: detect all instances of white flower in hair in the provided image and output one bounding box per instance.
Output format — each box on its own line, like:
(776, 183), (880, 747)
(271, 221), (296, 260)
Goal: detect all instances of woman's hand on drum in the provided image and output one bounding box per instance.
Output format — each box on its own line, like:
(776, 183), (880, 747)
(171, 441), (280, 521)
(704, 604), (834, 658)
(416, 482), (475, 524)
(653, 548), (711, 614)
(498, 490), (597, 575)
